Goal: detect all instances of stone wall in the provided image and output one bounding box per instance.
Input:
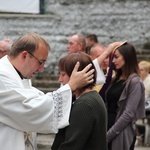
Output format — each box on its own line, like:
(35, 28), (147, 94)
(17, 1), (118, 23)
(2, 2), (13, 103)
(0, 0), (150, 75)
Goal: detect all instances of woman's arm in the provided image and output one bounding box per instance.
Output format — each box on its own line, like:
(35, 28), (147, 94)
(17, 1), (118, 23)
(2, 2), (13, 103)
(97, 41), (127, 66)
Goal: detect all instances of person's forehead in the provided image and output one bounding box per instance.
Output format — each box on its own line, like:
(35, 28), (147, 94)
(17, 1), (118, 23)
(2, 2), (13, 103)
(34, 43), (48, 55)
(70, 35), (79, 41)
(94, 47), (104, 54)
(139, 65), (146, 70)
(114, 49), (120, 54)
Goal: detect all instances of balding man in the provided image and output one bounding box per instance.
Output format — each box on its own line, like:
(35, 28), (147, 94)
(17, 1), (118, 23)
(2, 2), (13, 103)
(89, 44), (109, 92)
(90, 44), (108, 72)
(67, 34), (86, 54)
(67, 34), (106, 85)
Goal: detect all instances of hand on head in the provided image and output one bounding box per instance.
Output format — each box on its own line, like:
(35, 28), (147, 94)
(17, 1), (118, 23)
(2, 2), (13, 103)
(107, 41), (127, 54)
(68, 62), (94, 92)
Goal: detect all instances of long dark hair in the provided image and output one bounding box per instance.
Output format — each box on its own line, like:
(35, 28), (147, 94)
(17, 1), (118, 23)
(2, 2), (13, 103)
(114, 42), (139, 81)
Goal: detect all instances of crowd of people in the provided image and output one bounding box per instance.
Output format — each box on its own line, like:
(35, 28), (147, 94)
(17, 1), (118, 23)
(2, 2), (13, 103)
(0, 33), (149, 150)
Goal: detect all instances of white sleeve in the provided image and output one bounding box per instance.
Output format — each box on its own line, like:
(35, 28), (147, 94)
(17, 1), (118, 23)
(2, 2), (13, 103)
(0, 57), (72, 134)
(52, 84), (72, 129)
(0, 84), (72, 134)
(93, 58), (106, 85)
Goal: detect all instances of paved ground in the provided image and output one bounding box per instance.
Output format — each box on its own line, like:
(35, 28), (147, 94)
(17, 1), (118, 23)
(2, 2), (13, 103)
(135, 147), (150, 150)
(37, 134), (150, 150)
(36, 117), (150, 150)
(37, 145), (150, 150)
(37, 134), (54, 150)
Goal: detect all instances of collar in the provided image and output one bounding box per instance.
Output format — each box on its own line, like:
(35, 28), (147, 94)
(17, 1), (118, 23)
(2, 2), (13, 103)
(14, 67), (24, 79)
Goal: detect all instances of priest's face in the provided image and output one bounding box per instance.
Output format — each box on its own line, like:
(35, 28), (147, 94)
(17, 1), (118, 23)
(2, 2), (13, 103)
(20, 43), (49, 79)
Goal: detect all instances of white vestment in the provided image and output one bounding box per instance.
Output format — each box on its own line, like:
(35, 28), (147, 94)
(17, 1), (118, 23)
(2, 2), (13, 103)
(0, 56), (72, 150)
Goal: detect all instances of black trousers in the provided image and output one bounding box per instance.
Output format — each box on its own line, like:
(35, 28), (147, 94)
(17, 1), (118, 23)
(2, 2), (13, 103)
(130, 136), (136, 150)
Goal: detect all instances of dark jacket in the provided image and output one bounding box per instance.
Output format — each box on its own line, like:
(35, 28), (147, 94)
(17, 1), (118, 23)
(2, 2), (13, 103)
(52, 91), (107, 150)
(106, 73), (145, 150)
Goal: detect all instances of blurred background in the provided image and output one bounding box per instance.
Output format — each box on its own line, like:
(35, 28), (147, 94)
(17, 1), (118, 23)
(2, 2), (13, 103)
(0, 0), (149, 149)
(0, 0), (150, 76)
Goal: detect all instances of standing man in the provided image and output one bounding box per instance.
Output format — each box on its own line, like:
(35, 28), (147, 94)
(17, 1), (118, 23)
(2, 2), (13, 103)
(89, 44), (108, 92)
(85, 34), (99, 54)
(0, 32), (94, 150)
(67, 34), (106, 85)
(90, 44), (108, 72)
(67, 34), (86, 54)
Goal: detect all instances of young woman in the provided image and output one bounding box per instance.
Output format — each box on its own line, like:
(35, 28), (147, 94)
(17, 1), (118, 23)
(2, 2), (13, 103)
(106, 42), (145, 150)
(52, 52), (107, 150)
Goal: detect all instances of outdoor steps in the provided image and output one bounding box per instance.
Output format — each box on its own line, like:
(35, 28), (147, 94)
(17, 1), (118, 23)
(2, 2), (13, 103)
(137, 49), (150, 61)
(32, 79), (60, 93)
(31, 73), (60, 93)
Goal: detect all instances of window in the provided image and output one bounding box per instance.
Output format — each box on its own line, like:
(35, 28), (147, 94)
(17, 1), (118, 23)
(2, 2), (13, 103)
(0, 0), (41, 14)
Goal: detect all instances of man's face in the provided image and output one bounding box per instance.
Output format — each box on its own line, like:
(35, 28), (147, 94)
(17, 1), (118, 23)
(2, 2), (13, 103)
(67, 35), (80, 54)
(21, 43), (49, 79)
(90, 47), (108, 70)
(101, 57), (109, 70)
